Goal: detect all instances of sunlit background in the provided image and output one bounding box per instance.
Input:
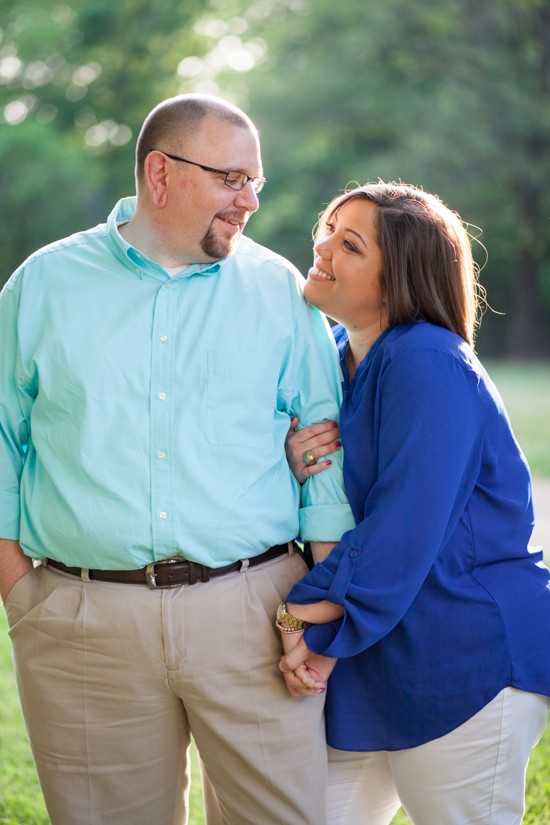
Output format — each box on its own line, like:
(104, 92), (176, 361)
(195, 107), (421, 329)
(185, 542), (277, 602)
(1, 0), (549, 357)
(1, 6), (549, 824)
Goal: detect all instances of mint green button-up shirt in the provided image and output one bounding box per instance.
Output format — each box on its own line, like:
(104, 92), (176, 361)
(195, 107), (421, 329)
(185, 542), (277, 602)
(0, 197), (354, 569)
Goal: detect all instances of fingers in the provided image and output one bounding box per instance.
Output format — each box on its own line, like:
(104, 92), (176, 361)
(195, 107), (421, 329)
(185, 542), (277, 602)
(285, 421), (342, 483)
(299, 459), (333, 481)
(305, 428), (342, 454)
(282, 667), (327, 697)
(293, 421), (340, 447)
(288, 415), (300, 434)
(279, 637), (331, 696)
(288, 424), (341, 461)
(301, 442), (341, 465)
(279, 645), (307, 673)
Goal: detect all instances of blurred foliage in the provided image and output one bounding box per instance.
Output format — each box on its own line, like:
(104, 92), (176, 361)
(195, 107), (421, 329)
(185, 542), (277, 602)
(1, 0), (549, 356)
(0, 0), (204, 268)
(202, 0), (550, 357)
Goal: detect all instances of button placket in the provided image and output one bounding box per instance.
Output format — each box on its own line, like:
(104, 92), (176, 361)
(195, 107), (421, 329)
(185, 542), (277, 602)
(150, 281), (177, 554)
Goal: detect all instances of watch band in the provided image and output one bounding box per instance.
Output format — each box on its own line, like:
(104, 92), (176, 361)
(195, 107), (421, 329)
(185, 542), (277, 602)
(275, 601), (312, 634)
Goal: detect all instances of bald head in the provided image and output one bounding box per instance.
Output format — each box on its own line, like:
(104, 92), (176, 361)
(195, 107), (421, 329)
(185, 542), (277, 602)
(135, 94), (258, 189)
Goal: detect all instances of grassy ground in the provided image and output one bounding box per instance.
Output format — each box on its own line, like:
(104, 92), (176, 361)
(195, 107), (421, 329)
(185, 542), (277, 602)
(485, 360), (550, 478)
(1, 361), (549, 824)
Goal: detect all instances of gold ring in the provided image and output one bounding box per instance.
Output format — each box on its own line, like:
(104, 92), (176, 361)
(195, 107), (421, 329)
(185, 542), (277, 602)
(303, 450), (316, 466)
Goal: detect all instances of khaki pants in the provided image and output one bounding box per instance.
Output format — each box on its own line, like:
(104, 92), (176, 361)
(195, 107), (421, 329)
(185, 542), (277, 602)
(6, 553), (327, 825)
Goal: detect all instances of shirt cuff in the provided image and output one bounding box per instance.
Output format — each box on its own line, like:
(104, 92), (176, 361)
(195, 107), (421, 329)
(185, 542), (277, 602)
(303, 619), (343, 655)
(299, 503), (355, 542)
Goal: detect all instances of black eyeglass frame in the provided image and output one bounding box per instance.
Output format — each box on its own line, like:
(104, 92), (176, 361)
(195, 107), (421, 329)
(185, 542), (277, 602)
(152, 150), (266, 193)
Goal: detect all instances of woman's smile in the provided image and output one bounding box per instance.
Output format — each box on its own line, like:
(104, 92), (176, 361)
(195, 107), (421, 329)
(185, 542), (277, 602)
(307, 264), (336, 281)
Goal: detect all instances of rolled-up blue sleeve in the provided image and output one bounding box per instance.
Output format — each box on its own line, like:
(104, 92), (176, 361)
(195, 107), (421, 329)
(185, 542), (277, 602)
(288, 348), (485, 657)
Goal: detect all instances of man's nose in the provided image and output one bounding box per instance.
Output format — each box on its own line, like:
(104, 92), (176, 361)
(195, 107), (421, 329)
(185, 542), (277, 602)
(234, 181), (260, 212)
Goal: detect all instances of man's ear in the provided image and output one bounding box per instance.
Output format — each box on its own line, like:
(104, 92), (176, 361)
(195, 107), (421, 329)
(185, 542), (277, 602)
(144, 150), (169, 208)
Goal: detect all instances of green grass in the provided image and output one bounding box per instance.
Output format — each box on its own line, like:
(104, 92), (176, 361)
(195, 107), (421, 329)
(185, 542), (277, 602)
(1, 361), (548, 823)
(484, 361), (550, 478)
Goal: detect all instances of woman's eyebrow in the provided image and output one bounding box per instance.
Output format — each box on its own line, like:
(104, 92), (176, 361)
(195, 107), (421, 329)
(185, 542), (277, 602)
(343, 227), (367, 247)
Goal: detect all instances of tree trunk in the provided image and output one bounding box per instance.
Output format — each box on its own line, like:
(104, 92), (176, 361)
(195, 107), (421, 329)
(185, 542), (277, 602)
(507, 180), (549, 358)
(507, 250), (547, 357)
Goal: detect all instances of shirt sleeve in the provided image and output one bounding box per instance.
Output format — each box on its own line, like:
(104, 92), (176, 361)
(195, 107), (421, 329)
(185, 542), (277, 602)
(279, 274), (355, 542)
(288, 347), (485, 656)
(0, 276), (31, 540)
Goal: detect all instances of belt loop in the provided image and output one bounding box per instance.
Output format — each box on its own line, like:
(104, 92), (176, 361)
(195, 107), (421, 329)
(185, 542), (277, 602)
(80, 568), (91, 582)
(187, 561), (198, 585)
(288, 541), (294, 556)
(239, 559), (250, 573)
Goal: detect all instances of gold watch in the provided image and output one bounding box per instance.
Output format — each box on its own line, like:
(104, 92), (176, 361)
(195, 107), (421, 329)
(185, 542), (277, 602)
(275, 601), (311, 634)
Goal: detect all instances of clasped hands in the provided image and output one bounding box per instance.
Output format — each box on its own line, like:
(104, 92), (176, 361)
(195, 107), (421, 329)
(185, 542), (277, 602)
(280, 416), (342, 695)
(279, 631), (337, 697)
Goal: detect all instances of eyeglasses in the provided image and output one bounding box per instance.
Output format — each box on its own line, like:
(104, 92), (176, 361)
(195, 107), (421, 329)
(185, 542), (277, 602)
(154, 150), (266, 194)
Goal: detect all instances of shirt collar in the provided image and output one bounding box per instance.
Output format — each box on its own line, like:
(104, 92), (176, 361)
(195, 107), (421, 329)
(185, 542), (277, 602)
(106, 196), (221, 280)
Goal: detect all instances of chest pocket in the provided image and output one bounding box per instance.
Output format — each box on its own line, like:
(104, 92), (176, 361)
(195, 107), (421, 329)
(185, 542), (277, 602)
(206, 350), (280, 449)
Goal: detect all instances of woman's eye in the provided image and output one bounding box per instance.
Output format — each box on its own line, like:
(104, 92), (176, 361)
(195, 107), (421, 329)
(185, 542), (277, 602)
(344, 240), (358, 253)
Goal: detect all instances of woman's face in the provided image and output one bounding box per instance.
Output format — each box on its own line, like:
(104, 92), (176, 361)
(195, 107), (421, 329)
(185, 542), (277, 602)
(304, 198), (386, 330)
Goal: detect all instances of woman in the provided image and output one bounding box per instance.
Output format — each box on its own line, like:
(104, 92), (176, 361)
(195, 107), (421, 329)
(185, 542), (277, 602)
(278, 183), (550, 825)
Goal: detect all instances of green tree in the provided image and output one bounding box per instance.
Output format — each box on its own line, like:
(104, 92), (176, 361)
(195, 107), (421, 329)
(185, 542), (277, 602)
(3, 0), (549, 356)
(0, 0), (204, 281)
(189, 0), (550, 356)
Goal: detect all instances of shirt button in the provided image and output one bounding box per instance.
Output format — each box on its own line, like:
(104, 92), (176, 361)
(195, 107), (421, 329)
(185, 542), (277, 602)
(158, 392), (167, 400)
(350, 549), (359, 558)
(157, 450), (167, 459)
(159, 511), (168, 520)
(160, 335), (168, 342)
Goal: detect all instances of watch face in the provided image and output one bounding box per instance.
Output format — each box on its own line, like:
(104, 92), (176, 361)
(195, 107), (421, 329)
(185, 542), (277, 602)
(277, 603), (302, 629)
(277, 603), (290, 625)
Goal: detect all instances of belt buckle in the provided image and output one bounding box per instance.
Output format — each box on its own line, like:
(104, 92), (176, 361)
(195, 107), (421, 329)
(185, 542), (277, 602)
(145, 558), (182, 589)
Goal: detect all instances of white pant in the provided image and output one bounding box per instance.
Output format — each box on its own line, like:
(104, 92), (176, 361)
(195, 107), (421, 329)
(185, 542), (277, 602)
(327, 687), (549, 825)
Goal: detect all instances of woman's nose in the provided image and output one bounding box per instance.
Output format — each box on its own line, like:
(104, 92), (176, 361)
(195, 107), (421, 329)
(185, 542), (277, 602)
(314, 236), (331, 259)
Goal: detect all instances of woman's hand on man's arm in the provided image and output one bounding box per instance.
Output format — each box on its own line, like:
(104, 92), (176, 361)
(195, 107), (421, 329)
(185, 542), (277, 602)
(285, 416), (342, 483)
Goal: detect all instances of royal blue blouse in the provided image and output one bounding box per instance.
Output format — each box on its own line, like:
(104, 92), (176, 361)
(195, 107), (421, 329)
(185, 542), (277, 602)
(288, 321), (550, 751)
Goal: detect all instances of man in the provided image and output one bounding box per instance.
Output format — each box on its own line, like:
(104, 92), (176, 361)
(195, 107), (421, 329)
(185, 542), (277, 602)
(0, 95), (354, 825)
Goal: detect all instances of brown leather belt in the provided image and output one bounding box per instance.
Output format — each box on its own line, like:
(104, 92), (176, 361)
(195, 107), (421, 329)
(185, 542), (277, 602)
(46, 543), (292, 589)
